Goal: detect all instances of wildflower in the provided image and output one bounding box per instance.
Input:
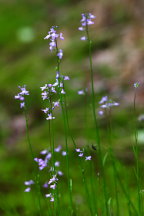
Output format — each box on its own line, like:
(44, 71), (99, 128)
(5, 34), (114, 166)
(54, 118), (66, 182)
(99, 96), (108, 104)
(46, 113), (55, 120)
(79, 13), (95, 41)
(44, 26), (64, 51)
(99, 96), (119, 109)
(85, 156), (92, 161)
(55, 161), (60, 167)
(42, 108), (49, 114)
(78, 153), (84, 157)
(24, 180), (34, 186)
(98, 110), (104, 116)
(40, 149), (48, 155)
(62, 151), (67, 156)
(76, 148), (82, 152)
(50, 184), (56, 189)
(48, 175), (58, 185)
(81, 36), (87, 41)
(57, 171), (63, 176)
(14, 85), (29, 108)
(55, 145), (62, 152)
(134, 82), (140, 88)
(78, 90), (85, 95)
(24, 187), (31, 192)
(61, 89), (66, 94)
(43, 183), (48, 188)
(57, 49), (63, 59)
(50, 197), (54, 202)
(63, 76), (70, 80)
(45, 193), (51, 198)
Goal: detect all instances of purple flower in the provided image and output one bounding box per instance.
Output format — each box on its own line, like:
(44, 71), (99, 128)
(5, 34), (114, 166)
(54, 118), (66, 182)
(55, 145), (62, 152)
(62, 151), (67, 156)
(55, 161), (60, 167)
(14, 85), (29, 108)
(50, 197), (54, 202)
(85, 156), (92, 161)
(98, 110), (104, 116)
(40, 149), (48, 155)
(50, 184), (56, 190)
(57, 171), (63, 176)
(46, 113), (55, 120)
(43, 183), (48, 188)
(24, 187), (31, 192)
(78, 90), (85, 95)
(44, 26), (64, 51)
(99, 96), (108, 104)
(81, 36), (87, 41)
(78, 153), (84, 157)
(57, 49), (63, 59)
(45, 193), (51, 198)
(24, 180), (34, 186)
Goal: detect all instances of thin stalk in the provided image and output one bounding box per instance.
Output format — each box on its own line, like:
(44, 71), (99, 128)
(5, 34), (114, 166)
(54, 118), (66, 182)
(49, 97), (60, 216)
(24, 106), (42, 216)
(133, 89), (141, 215)
(106, 108), (119, 216)
(85, 21), (109, 216)
(55, 40), (73, 215)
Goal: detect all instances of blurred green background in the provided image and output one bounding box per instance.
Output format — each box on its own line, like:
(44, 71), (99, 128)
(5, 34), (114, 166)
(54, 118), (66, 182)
(0, 0), (144, 215)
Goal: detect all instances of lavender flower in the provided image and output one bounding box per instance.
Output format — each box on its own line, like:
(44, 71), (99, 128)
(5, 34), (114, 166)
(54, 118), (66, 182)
(24, 180), (34, 186)
(55, 145), (62, 152)
(85, 156), (92, 161)
(57, 49), (63, 59)
(14, 85), (29, 108)
(99, 96), (119, 109)
(79, 13), (96, 41)
(62, 151), (67, 156)
(24, 187), (31, 192)
(44, 26), (64, 52)
(46, 113), (55, 120)
(55, 161), (60, 167)
(78, 90), (85, 95)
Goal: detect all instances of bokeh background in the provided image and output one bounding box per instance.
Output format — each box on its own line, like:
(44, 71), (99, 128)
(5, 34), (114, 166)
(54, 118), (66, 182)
(0, 0), (144, 215)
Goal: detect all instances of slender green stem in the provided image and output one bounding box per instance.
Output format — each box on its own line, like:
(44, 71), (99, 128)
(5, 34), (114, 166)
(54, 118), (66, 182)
(55, 40), (73, 215)
(106, 108), (119, 216)
(85, 20), (109, 216)
(133, 90), (141, 215)
(24, 106), (42, 216)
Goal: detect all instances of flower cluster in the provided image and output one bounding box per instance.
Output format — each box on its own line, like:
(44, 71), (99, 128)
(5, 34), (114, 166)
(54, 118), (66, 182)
(78, 13), (96, 41)
(24, 180), (34, 192)
(44, 26), (64, 59)
(14, 85), (29, 108)
(99, 96), (119, 109)
(40, 74), (70, 120)
(75, 148), (92, 161)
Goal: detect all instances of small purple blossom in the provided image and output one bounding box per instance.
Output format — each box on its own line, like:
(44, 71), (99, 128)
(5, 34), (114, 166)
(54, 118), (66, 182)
(57, 171), (63, 176)
(45, 193), (51, 198)
(46, 113), (55, 120)
(57, 49), (63, 59)
(44, 26), (64, 52)
(14, 85), (29, 108)
(98, 110), (104, 116)
(55, 161), (60, 167)
(81, 36), (87, 41)
(85, 156), (92, 161)
(55, 145), (62, 152)
(50, 184), (56, 190)
(78, 90), (85, 95)
(40, 149), (48, 155)
(62, 151), (67, 156)
(24, 187), (31, 192)
(78, 153), (84, 157)
(24, 180), (34, 186)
